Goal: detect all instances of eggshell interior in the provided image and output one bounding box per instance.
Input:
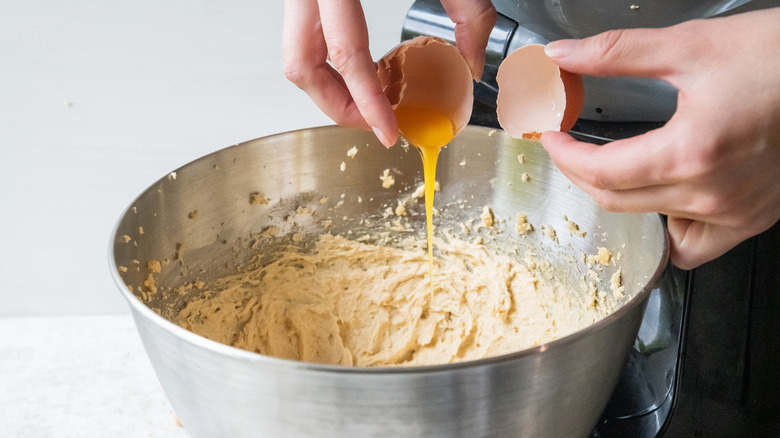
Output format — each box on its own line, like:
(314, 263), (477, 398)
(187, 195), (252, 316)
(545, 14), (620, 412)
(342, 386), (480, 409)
(496, 44), (584, 139)
(377, 36), (474, 136)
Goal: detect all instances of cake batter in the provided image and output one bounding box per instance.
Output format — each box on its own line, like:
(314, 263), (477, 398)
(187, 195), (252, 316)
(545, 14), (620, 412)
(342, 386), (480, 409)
(174, 233), (613, 367)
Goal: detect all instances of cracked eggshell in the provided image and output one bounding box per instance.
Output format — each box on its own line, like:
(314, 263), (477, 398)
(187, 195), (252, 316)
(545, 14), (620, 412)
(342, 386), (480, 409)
(376, 36), (474, 137)
(496, 44), (584, 140)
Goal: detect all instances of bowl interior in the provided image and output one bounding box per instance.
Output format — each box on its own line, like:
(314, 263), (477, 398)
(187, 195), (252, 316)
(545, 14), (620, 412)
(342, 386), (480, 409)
(111, 125), (667, 364)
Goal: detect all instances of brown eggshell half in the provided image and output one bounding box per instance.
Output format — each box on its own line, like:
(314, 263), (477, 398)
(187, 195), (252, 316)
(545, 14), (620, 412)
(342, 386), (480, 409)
(376, 36), (474, 137)
(496, 44), (584, 139)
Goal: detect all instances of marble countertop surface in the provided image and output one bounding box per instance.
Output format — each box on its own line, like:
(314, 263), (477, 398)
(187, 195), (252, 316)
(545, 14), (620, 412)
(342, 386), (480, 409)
(1, 315), (188, 437)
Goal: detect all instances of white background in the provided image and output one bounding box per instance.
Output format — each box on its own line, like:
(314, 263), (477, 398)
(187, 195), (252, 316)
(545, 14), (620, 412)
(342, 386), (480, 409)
(0, 0), (411, 316)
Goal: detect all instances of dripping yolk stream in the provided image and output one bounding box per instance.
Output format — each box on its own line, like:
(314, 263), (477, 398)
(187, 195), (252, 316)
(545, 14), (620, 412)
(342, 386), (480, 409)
(394, 104), (456, 293)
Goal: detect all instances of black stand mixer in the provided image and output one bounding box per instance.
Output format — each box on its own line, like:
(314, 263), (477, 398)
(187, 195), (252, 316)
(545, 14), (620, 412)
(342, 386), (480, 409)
(402, 1), (780, 436)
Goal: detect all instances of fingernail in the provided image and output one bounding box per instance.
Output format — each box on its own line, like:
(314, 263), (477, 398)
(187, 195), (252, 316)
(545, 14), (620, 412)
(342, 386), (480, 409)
(544, 39), (580, 59)
(472, 67), (483, 83)
(470, 55), (486, 82)
(371, 125), (395, 148)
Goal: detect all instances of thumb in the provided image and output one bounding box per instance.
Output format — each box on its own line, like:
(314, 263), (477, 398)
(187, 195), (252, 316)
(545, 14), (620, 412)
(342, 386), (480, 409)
(544, 28), (681, 80)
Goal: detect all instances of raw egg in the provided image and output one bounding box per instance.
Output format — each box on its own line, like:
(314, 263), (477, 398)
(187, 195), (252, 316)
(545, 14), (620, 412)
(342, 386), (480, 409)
(376, 36), (474, 145)
(496, 44), (584, 139)
(376, 36), (474, 290)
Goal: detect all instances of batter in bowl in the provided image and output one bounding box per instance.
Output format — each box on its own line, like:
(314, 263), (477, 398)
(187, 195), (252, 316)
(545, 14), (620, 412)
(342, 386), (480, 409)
(173, 232), (615, 367)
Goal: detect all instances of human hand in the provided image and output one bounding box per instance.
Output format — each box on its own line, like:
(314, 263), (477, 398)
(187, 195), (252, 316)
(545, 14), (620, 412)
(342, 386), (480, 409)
(283, 0), (495, 148)
(540, 8), (780, 269)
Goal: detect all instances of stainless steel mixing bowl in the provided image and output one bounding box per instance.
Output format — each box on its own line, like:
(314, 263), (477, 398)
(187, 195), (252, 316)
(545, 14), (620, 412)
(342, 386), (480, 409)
(110, 125), (668, 438)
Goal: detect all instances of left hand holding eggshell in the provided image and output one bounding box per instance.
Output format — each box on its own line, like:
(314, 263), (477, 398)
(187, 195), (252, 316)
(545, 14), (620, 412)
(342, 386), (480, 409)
(282, 0), (399, 147)
(282, 0), (496, 149)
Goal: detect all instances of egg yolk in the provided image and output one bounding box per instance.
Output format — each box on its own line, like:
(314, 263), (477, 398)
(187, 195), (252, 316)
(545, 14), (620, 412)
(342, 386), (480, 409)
(394, 104), (456, 293)
(395, 105), (455, 149)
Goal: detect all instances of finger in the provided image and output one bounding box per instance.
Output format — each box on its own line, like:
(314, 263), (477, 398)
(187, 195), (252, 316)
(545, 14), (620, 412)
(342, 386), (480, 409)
(283, 0), (367, 130)
(543, 27), (689, 83)
(541, 129), (674, 192)
(546, 159), (679, 217)
(440, 0), (496, 82)
(317, 0), (398, 147)
(547, 147), (779, 236)
(555, 180), (731, 225)
(667, 217), (750, 270)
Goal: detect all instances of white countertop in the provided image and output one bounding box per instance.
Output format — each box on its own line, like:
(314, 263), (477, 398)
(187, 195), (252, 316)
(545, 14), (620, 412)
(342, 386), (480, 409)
(1, 315), (188, 437)
(1, 1), (411, 435)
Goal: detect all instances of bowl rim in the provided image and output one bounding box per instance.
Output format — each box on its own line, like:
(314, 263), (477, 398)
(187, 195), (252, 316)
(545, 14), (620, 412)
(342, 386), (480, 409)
(108, 124), (671, 375)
